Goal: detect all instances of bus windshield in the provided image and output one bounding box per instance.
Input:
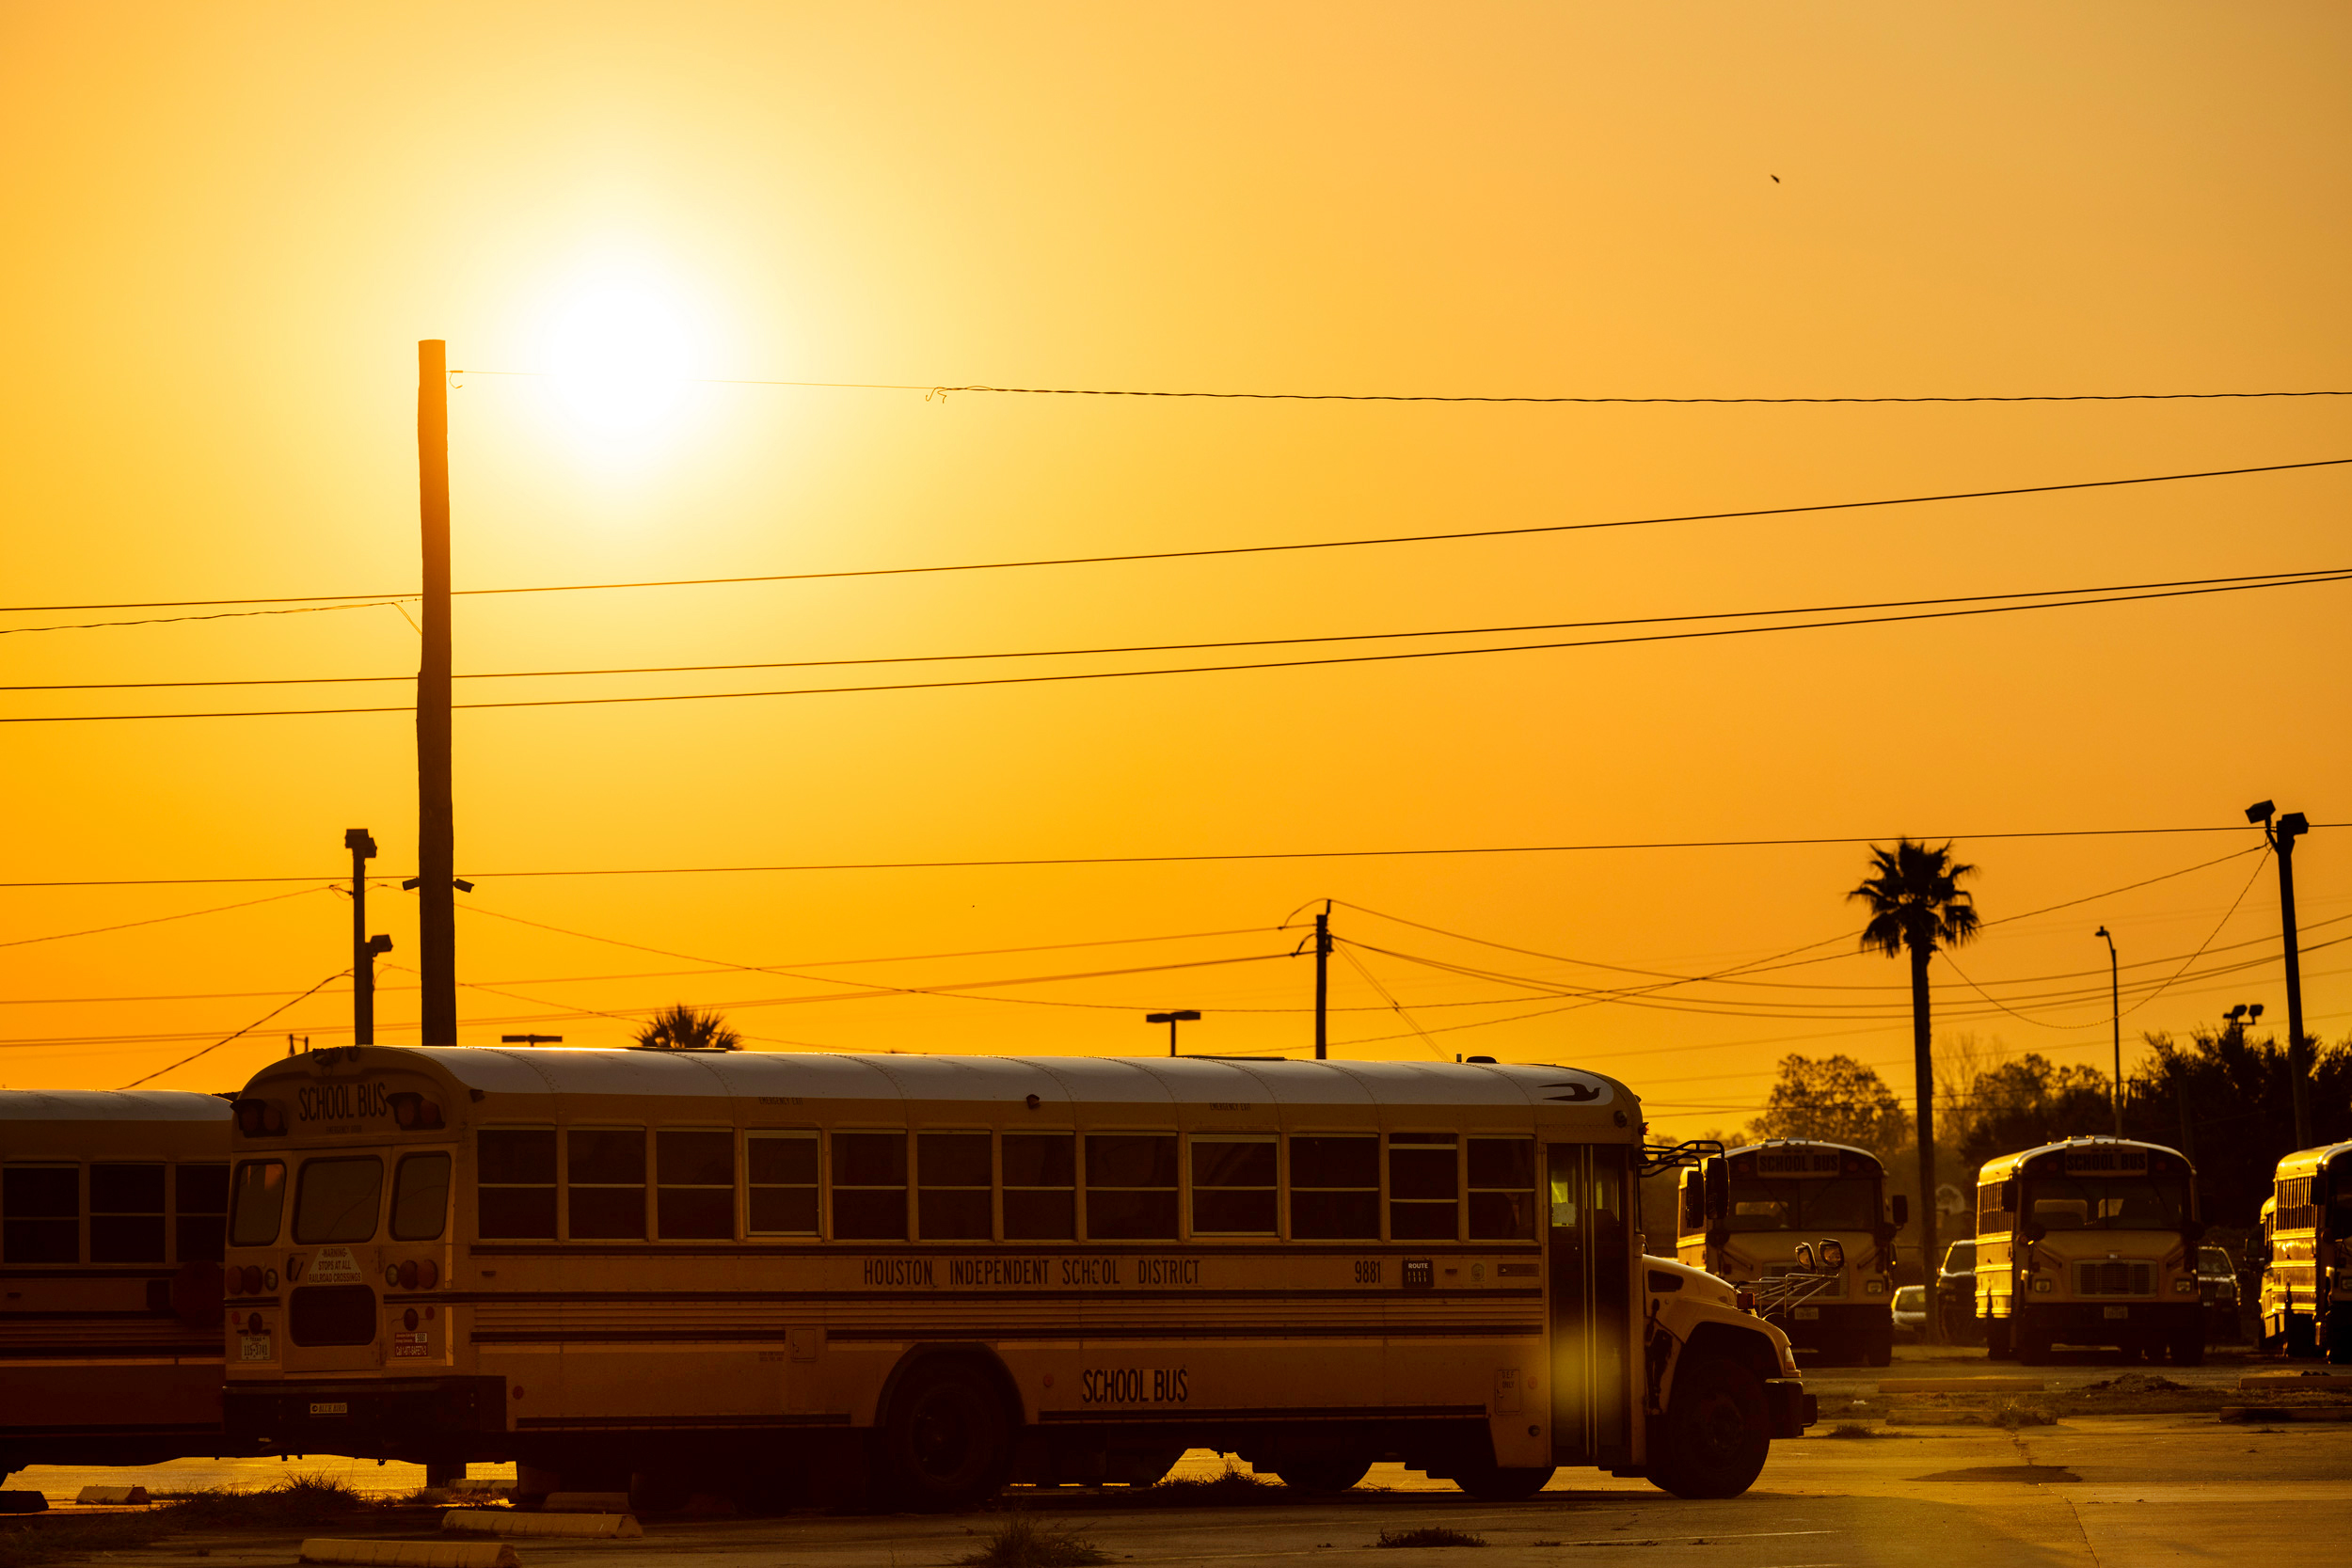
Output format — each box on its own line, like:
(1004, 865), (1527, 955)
(2025, 1174), (2186, 1232)
(1726, 1175), (1879, 1231)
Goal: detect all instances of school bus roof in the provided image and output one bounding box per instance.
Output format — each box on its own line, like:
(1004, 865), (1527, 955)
(242, 1044), (1634, 1115)
(1719, 1138), (1883, 1164)
(2270, 1139), (2352, 1182)
(0, 1088), (232, 1123)
(1975, 1135), (2191, 1183)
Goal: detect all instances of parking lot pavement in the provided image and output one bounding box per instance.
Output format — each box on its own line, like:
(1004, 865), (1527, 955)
(48, 1416), (2347, 1568)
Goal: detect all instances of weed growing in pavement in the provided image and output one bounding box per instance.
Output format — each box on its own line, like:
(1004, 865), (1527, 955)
(1989, 1401), (2057, 1429)
(957, 1513), (1112, 1568)
(1140, 1462), (1279, 1506)
(163, 1474), (371, 1528)
(1824, 1422), (1888, 1438)
(1375, 1527), (1486, 1548)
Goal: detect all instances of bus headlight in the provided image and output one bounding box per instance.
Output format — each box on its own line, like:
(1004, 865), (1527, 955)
(2032, 1277), (2054, 1293)
(1864, 1278), (1886, 1295)
(2173, 1277), (2196, 1294)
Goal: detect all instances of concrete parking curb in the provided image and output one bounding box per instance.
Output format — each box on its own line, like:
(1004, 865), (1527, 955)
(1875, 1378), (2048, 1393)
(2218, 1405), (2352, 1423)
(74, 1486), (151, 1505)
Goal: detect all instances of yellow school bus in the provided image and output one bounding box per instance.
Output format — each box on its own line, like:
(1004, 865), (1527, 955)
(1675, 1141), (1904, 1367)
(1973, 1136), (2204, 1365)
(2254, 1140), (2352, 1363)
(1, 1090), (260, 1480)
(220, 1045), (1813, 1506)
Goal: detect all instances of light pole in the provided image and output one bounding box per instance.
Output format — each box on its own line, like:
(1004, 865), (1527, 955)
(1146, 1010), (1200, 1056)
(2094, 927), (2120, 1136)
(2247, 801), (2312, 1148)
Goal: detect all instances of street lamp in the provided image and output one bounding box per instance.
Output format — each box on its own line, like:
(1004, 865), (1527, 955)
(2094, 927), (2120, 1136)
(1146, 1010), (1200, 1057)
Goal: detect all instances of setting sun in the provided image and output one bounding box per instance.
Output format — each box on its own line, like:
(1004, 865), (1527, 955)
(535, 274), (706, 444)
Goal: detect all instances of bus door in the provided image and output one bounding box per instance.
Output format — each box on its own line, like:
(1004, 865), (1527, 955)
(1547, 1143), (1632, 1467)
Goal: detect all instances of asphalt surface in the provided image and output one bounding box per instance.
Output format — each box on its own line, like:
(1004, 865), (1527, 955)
(10, 1348), (2347, 1565)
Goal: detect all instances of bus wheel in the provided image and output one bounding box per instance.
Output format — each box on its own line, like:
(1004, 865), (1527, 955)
(1983, 1322), (2012, 1361)
(881, 1359), (1013, 1511)
(1275, 1454), (1375, 1494)
(1648, 1354), (1769, 1500)
(1452, 1459), (1553, 1502)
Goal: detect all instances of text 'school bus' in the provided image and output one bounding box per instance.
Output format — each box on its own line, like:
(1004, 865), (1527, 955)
(219, 1045), (1814, 1508)
(1972, 1137), (2206, 1366)
(0, 1090), (265, 1481)
(1674, 1141), (1904, 1367)
(2253, 1139), (2352, 1363)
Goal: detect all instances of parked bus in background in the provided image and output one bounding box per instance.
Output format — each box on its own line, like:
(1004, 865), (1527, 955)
(1, 1090), (258, 1481)
(220, 1045), (1814, 1508)
(1973, 1137), (2204, 1366)
(1676, 1141), (1903, 1367)
(2253, 1139), (2352, 1363)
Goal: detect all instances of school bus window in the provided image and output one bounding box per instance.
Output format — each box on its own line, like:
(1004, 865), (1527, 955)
(176, 1164), (229, 1262)
(1390, 1133), (1458, 1241)
(833, 1132), (908, 1240)
(1085, 1134), (1178, 1240)
(230, 1160), (285, 1247)
(1002, 1132), (1074, 1241)
(747, 1133), (818, 1235)
(476, 1129), (556, 1240)
(918, 1132), (993, 1241)
(567, 1129), (646, 1241)
(1289, 1135), (1377, 1239)
(90, 1164), (167, 1262)
(1467, 1138), (1536, 1241)
(656, 1130), (734, 1240)
(3, 1164), (79, 1263)
(1192, 1137), (1276, 1235)
(294, 1157), (383, 1244)
(389, 1153), (452, 1242)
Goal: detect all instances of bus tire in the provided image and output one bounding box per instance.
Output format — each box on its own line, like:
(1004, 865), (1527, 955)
(1275, 1454), (1375, 1494)
(1983, 1321), (2012, 1361)
(1451, 1459), (1553, 1502)
(1647, 1354), (1770, 1500)
(880, 1358), (1013, 1512)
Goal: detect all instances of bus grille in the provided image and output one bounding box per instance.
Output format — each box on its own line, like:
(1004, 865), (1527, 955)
(289, 1285), (377, 1346)
(2074, 1261), (2154, 1297)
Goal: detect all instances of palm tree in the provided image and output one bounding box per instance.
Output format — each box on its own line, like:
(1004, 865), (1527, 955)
(1848, 839), (1980, 1344)
(633, 1003), (742, 1052)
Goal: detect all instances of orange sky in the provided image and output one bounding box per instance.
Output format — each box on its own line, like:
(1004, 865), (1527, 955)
(3, 3), (2347, 1141)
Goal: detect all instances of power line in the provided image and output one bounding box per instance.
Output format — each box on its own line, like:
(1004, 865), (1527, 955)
(2, 822), (2316, 891)
(13, 567), (2343, 693)
(114, 970), (348, 1089)
(453, 368), (2352, 405)
(5, 456), (2343, 617)
(13, 569), (2347, 724)
(0, 885), (331, 949)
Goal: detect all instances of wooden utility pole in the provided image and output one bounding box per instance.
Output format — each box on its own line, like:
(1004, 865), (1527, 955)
(2275, 813), (2311, 1149)
(417, 341), (456, 1046)
(345, 829), (381, 1044)
(1313, 905), (1332, 1060)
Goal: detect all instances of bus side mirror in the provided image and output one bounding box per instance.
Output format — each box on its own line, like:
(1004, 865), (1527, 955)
(1890, 1194), (1909, 1228)
(2024, 1219), (2048, 1243)
(1793, 1242), (1817, 1273)
(2182, 1217), (2207, 1245)
(1702, 1155), (1729, 1227)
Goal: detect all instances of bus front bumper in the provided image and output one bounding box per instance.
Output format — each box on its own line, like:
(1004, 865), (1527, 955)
(224, 1377), (507, 1463)
(1763, 1378), (1816, 1438)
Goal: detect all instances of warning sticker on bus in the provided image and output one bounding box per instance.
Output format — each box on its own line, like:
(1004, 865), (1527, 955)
(307, 1247), (362, 1285)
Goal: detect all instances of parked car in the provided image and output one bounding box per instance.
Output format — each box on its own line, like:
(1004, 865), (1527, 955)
(2199, 1244), (2243, 1341)
(1893, 1284), (1929, 1342)
(1936, 1238), (1981, 1344)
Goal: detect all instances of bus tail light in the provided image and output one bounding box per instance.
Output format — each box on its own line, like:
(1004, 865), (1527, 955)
(398, 1260), (419, 1291)
(418, 1259), (439, 1290)
(245, 1265), (265, 1294)
(226, 1270), (244, 1297)
(388, 1093), (443, 1131)
(232, 1099), (285, 1137)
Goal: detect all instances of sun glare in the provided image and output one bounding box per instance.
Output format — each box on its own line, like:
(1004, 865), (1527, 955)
(540, 277), (704, 442)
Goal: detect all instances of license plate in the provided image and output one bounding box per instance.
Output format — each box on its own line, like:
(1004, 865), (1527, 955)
(392, 1343), (431, 1358)
(238, 1335), (271, 1362)
(309, 1402), (347, 1417)
(1794, 1307), (1820, 1320)
(2104, 1306), (2129, 1319)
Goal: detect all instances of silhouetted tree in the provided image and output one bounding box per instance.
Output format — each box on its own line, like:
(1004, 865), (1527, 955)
(1746, 1053), (1913, 1159)
(1849, 839), (1980, 1340)
(1952, 1053), (2112, 1172)
(633, 1004), (742, 1052)
(2130, 1027), (2352, 1228)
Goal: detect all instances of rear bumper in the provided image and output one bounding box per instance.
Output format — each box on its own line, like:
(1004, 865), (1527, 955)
(224, 1376), (507, 1463)
(1762, 1378), (1816, 1438)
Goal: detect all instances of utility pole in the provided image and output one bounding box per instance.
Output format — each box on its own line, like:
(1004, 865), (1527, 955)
(417, 341), (457, 1047)
(2248, 802), (2312, 1148)
(2094, 927), (2121, 1136)
(1313, 904), (1332, 1060)
(344, 830), (393, 1045)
